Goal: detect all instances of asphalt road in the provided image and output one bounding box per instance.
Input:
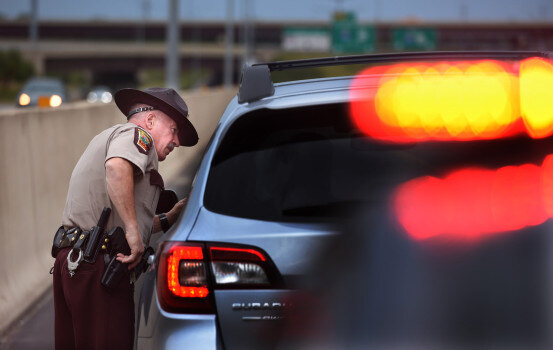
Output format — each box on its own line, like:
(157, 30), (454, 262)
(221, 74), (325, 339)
(0, 288), (54, 350)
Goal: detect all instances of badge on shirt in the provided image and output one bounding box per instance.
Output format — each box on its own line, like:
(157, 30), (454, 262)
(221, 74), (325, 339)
(134, 128), (153, 154)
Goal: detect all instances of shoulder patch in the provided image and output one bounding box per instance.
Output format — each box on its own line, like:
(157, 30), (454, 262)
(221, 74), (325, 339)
(134, 128), (153, 154)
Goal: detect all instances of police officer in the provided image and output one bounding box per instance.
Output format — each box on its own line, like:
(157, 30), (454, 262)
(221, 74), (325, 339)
(52, 87), (198, 350)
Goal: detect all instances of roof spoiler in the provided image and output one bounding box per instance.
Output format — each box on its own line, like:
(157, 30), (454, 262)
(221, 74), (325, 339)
(237, 51), (552, 104)
(237, 64), (274, 104)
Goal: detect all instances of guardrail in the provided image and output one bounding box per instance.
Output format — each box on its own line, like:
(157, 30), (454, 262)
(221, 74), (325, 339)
(0, 87), (236, 333)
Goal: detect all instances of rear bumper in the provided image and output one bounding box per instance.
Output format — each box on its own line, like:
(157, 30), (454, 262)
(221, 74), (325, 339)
(137, 292), (222, 350)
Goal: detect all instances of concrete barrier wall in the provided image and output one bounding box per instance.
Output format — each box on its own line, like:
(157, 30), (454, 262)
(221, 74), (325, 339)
(0, 87), (236, 333)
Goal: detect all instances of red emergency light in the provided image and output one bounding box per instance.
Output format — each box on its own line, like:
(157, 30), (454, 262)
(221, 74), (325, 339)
(393, 154), (553, 241)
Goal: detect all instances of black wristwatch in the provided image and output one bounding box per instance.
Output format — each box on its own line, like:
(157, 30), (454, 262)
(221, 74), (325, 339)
(159, 213), (171, 232)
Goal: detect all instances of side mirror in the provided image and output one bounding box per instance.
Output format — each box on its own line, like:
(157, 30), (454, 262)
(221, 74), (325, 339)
(156, 190), (178, 214)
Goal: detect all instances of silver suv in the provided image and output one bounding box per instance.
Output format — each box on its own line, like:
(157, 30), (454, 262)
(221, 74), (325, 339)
(136, 51), (553, 349)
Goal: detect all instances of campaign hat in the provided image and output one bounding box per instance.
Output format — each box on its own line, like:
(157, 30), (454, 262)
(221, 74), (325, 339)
(114, 87), (199, 146)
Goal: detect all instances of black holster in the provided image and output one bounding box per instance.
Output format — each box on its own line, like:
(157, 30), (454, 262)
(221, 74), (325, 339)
(100, 227), (155, 289)
(100, 226), (130, 289)
(101, 254), (130, 289)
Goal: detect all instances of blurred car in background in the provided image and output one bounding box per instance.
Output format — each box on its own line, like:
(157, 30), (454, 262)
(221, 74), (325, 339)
(136, 51), (553, 349)
(16, 77), (66, 107)
(86, 85), (113, 103)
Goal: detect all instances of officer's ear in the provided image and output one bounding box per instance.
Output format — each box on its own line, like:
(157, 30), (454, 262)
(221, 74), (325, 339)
(144, 112), (156, 130)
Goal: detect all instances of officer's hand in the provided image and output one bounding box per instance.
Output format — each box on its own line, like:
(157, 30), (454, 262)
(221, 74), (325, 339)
(116, 228), (144, 270)
(167, 198), (187, 222)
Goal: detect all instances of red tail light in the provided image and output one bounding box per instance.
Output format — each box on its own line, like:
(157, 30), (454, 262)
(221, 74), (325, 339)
(157, 242), (212, 313)
(157, 242), (282, 314)
(166, 246), (209, 298)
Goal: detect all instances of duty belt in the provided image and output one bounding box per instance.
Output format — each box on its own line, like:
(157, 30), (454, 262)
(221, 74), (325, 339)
(51, 226), (110, 275)
(51, 227), (110, 260)
(51, 208), (112, 277)
(51, 225), (155, 289)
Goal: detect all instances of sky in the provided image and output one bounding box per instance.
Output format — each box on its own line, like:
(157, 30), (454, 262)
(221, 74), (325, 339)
(0, 0), (552, 23)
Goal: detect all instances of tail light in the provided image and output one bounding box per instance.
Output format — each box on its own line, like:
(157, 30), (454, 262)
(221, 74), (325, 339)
(157, 242), (283, 314)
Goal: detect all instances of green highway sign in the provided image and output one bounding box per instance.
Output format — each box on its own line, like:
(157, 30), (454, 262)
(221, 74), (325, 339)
(392, 27), (437, 51)
(331, 11), (375, 54)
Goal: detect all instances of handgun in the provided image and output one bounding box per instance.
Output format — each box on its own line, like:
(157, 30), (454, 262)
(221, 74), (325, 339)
(100, 226), (130, 289)
(83, 207), (111, 263)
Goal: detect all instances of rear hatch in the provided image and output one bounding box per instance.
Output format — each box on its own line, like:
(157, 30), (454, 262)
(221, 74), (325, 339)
(190, 103), (353, 348)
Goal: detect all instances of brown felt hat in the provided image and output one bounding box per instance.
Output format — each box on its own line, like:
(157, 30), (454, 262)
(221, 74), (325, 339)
(114, 87), (199, 146)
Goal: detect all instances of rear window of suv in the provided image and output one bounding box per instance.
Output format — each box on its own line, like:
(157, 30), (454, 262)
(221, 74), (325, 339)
(204, 102), (553, 224)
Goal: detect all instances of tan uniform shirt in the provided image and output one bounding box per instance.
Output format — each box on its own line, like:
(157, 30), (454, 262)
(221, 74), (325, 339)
(61, 123), (164, 246)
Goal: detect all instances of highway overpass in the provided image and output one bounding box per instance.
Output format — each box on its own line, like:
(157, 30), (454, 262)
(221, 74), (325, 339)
(0, 39), (261, 88)
(1, 19), (552, 89)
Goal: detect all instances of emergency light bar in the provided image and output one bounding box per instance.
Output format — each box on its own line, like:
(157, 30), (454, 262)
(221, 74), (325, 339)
(350, 57), (553, 142)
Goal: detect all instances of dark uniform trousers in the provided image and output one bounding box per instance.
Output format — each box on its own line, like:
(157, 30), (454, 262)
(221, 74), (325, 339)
(53, 247), (134, 350)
